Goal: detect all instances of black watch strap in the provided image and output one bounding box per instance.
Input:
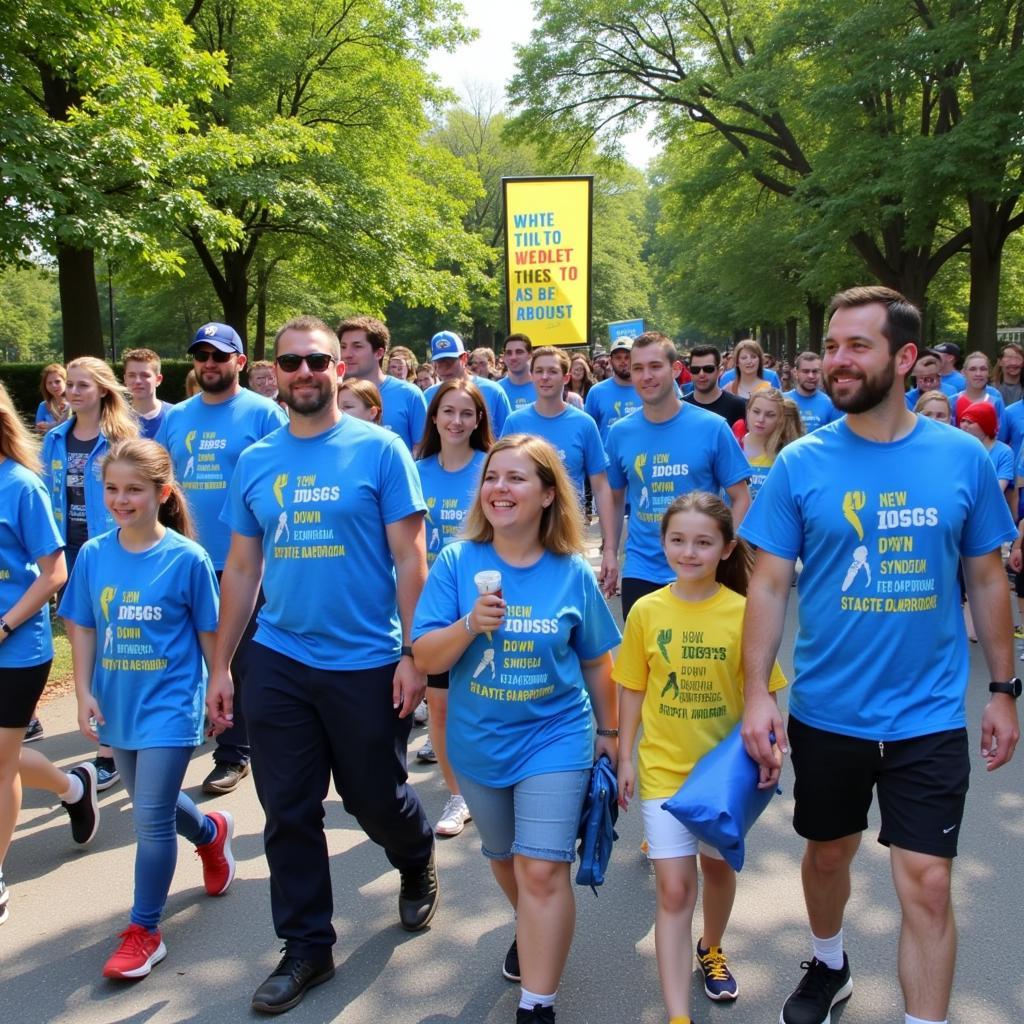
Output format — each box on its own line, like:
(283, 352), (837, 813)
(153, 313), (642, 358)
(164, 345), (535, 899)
(401, 645), (414, 658)
(989, 678), (1023, 698)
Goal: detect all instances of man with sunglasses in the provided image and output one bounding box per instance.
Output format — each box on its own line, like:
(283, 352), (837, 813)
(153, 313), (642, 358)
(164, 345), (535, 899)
(683, 345), (748, 427)
(156, 323), (287, 795)
(210, 315), (436, 1014)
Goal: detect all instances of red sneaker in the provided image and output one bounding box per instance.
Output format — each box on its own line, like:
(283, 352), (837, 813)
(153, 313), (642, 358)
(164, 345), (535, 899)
(102, 923), (166, 979)
(196, 810), (235, 896)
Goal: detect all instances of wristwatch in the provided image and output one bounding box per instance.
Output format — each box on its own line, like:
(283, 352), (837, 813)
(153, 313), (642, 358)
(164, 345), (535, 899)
(400, 645), (414, 658)
(989, 677), (1023, 698)
(0, 617), (12, 636)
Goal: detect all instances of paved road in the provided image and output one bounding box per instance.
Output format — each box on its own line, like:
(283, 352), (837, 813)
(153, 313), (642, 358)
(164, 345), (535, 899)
(5, 594), (1023, 1024)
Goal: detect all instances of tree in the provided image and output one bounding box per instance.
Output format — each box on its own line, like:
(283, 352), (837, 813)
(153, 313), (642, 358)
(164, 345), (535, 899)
(0, 265), (61, 361)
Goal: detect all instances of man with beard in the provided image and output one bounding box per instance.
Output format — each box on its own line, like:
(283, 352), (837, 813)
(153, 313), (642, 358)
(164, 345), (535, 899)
(739, 287), (1020, 1024)
(584, 336), (643, 443)
(157, 323), (287, 794)
(208, 316), (437, 1015)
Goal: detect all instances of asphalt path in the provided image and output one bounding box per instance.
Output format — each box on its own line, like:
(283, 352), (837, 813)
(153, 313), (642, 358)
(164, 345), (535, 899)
(4, 586), (1023, 1024)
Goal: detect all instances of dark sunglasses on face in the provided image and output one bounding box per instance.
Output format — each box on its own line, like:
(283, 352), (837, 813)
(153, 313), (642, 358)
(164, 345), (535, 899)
(690, 364), (718, 375)
(191, 348), (233, 363)
(275, 352), (335, 373)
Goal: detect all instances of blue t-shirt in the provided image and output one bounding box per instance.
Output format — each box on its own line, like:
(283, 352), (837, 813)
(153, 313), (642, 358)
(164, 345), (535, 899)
(606, 404), (751, 582)
(498, 377), (537, 412)
(59, 530), (219, 749)
(379, 375), (428, 451)
(783, 389), (841, 432)
(412, 542), (621, 786)
(136, 401), (173, 440)
(1001, 398), (1024, 453)
(223, 415), (426, 670)
(417, 451), (486, 566)
(905, 384), (957, 410)
(0, 461), (64, 668)
(501, 404), (608, 497)
(156, 390), (288, 570)
(988, 439), (1014, 487)
(584, 377), (642, 443)
(35, 401), (57, 425)
(942, 369), (967, 392)
(425, 376), (512, 435)
(952, 387), (1005, 426)
(719, 367), (782, 389)
(739, 418), (1015, 741)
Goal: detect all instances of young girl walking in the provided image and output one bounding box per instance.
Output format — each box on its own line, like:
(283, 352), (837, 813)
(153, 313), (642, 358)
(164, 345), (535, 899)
(60, 439), (234, 980)
(615, 491), (786, 1024)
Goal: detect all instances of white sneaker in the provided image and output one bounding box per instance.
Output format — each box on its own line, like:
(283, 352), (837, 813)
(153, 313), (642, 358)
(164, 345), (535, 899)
(435, 795), (472, 837)
(413, 700), (429, 725)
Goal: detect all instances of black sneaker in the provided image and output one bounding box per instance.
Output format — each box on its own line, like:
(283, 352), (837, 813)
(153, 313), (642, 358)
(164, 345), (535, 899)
(516, 1005), (555, 1024)
(502, 936), (520, 981)
(22, 718), (44, 743)
(398, 848), (439, 931)
(780, 955), (853, 1024)
(62, 763), (100, 845)
(251, 949), (335, 1014)
(202, 761), (251, 795)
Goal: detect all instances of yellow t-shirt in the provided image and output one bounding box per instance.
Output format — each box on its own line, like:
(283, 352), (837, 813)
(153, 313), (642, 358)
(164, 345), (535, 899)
(614, 584), (787, 801)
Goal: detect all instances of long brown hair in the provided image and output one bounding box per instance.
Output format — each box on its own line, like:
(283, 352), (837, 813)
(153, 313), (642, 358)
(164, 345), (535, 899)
(462, 434), (585, 556)
(418, 379), (493, 459)
(0, 380), (43, 473)
(66, 357), (139, 443)
(338, 378), (382, 423)
(103, 439), (195, 539)
(39, 363), (69, 422)
(660, 491), (753, 596)
(993, 343), (1024, 386)
(726, 338), (766, 393)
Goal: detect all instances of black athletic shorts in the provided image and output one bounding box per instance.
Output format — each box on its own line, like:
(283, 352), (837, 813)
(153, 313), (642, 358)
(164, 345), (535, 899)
(788, 715), (970, 859)
(426, 671), (449, 690)
(0, 661), (53, 729)
(620, 577), (666, 620)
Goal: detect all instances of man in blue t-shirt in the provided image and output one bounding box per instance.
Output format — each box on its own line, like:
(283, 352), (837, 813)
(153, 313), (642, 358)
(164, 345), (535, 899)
(934, 340), (966, 392)
(739, 286), (1019, 1024)
(784, 351), (841, 432)
(583, 336), (642, 443)
(904, 349), (959, 409)
(604, 332), (751, 617)
(424, 330), (512, 434)
(337, 314), (428, 451)
(496, 333), (537, 411)
(156, 323), (288, 795)
(123, 348), (173, 439)
(208, 315), (436, 1014)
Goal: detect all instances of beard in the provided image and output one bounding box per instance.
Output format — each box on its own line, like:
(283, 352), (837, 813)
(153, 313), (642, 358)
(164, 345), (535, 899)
(612, 364), (631, 382)
(825, 358), (896, 414)
(281, 379), (334, 415)
(198, 365), (238, 394)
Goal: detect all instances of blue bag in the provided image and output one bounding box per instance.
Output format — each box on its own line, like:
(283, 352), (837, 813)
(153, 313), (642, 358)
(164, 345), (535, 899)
(661, 722), (776, 871)
(575, 755), (619, 894)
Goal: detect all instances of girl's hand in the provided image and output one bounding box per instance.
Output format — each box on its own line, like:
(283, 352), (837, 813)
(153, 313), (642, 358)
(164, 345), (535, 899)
(469, 594), (505, 635)
(617, 757), (634, 810)
(77, 694), (104, 742)
(595, 733), (618, 769)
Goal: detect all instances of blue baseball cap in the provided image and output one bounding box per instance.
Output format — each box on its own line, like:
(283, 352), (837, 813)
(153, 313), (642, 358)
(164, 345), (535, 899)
(190, 322), (243, 355)
(430, 330), (466, 360)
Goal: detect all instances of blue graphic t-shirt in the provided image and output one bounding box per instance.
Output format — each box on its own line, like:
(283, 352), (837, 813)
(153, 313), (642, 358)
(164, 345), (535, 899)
(418, 451), (486, 566)
(739, 418), (1015, 741)
(783, 389), (841, 432)
(584, 378), (642, 443)
(502, 404), (608, 497)
(606, 404), (752, 582)
(413, 542), (621, 786)
(498, 377), (537, 412)
(425, 376), (512, 435)
(223, 415), (426, 670)
(59, 530), (219, 749)
(379, 375), (428, 451)
(156, 390), (288, 570)
(0, 461), (64, 668)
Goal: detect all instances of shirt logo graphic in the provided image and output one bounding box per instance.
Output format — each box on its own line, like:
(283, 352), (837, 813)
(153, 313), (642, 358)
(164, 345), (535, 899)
(100, 585), (117, 652)
(273, 473), (290, 543)
(633, 453), (650, 509)
(841, 490), (871, 592)
(183, 430), (197, 479)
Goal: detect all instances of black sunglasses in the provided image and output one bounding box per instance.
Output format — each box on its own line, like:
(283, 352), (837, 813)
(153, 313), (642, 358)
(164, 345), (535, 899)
(275, 353), (335, 373)
(191, 348), (233, 363)
(690, 364), (718, 374)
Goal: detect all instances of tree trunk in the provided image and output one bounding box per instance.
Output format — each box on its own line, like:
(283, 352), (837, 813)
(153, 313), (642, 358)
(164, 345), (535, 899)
(57, 245), (104, 360)
(220, 249), (250, 353)
(806, 297), (825, 352)
(785, 317), (798, 364)
(965, 195), (1009, 359)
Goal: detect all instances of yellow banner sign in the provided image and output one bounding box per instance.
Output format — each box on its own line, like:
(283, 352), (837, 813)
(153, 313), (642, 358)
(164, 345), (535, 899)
(503, 176), (592, 347)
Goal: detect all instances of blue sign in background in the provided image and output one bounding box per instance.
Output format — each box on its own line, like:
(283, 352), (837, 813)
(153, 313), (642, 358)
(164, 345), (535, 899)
(607, 318), (644, 342)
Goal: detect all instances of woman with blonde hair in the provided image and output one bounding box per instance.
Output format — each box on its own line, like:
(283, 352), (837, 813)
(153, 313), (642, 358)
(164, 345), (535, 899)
(41, 356), (139, 790)
(413, 434), (620, 1024)
(35, 363), (70, 434)
(736, 389), (804, 500)
(913, 390), (952, 423)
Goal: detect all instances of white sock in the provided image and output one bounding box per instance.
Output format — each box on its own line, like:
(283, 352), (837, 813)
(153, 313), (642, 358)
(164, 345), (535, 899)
(60, 772), (84, 804)
(519, 987), (556, 1011)
(811, 929), (844, 971)
(905, 1016), (946, 1024)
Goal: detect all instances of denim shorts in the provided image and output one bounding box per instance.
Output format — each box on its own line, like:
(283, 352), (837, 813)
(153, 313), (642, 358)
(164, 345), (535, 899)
(455, 768), (591, 863)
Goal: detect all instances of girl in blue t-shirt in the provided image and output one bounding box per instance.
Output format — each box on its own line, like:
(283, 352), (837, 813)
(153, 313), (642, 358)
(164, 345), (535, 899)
(413, 434), (620, 1024)
(35, 362), (69, 434)
(415, 379), (492, 838)
(60, 439), (232, 981)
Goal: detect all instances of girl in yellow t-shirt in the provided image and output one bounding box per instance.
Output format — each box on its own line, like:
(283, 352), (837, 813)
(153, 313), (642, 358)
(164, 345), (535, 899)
(614, 491), (786, 1024)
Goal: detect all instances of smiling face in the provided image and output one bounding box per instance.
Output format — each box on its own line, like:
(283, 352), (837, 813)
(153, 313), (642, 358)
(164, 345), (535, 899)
(630, 343), (679, 407)
(504, 341), (531, 376)
(479, 447), (553, 536)
(963, 355), (990, 391)
(662, 509), (733, 588)
(276, 328), (339, 416)
(433, 387), (480, 450)
(1000, 346), (1023, 382)
(736, 348), (760, 377)
(104, 460), (166, 531)
(531, 353), (569, 400)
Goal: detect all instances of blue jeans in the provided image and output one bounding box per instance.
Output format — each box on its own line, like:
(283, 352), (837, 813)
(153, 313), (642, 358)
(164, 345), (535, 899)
(455, 769), (591, 863)
(113, 747), (215, 930)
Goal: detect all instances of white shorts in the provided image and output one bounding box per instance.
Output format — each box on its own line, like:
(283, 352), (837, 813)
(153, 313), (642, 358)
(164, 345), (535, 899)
(641, 799), (725, 861)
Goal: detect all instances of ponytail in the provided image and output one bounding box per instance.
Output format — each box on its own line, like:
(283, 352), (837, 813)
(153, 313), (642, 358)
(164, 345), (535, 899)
(159, 483), (195, 540)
